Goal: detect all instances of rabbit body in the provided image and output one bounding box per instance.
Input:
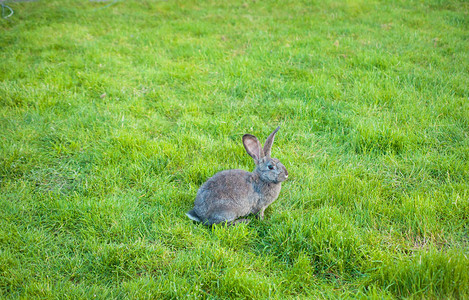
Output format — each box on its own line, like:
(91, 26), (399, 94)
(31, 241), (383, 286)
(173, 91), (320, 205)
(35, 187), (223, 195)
(187, 127), (288, 226)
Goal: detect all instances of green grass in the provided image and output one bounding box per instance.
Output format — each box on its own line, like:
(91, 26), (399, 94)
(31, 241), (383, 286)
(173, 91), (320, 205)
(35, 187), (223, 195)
(1, 0), (468, 298)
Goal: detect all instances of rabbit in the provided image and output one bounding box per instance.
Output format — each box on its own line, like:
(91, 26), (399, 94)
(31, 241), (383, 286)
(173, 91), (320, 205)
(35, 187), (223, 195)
(186, 126), (288, 226)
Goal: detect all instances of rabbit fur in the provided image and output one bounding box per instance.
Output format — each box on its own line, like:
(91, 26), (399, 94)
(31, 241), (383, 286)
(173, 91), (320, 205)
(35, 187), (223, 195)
(186, 127), (288, 226)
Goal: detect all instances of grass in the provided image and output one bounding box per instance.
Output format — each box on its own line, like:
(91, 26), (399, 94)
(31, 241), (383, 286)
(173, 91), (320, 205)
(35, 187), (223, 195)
(0, 0), (468, 298)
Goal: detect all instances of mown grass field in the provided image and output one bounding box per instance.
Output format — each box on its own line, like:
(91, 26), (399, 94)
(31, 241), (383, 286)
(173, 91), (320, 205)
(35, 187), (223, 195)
(1, 0), (468, 298)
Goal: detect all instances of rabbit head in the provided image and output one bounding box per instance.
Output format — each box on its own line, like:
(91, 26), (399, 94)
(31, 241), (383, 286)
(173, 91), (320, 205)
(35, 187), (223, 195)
(243, 127), (289, 184)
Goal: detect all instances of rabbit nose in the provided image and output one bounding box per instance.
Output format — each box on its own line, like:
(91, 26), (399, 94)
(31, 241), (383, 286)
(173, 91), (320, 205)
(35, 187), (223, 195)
(284, 166), (288, 176)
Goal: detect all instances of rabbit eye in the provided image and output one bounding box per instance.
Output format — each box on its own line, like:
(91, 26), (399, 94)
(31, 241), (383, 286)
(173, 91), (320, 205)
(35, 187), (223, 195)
(268, 165), (274, 170)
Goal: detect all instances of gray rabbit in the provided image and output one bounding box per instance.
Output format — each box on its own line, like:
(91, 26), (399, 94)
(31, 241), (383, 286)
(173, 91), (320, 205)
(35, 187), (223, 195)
(186, 127), (288, 226)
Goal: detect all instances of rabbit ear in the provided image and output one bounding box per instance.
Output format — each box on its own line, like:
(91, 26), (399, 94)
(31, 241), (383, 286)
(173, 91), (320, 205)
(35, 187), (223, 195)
(243, 134), (264, 162)
(263, 126), (280, 157)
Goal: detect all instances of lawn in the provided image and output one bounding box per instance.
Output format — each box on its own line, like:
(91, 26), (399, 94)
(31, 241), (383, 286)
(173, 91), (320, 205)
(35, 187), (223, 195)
(0, 0), (468, 298)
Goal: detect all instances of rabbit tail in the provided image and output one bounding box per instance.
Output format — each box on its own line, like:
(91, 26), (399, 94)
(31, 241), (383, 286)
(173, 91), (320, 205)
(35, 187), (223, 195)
(186, 209), (202, 222)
